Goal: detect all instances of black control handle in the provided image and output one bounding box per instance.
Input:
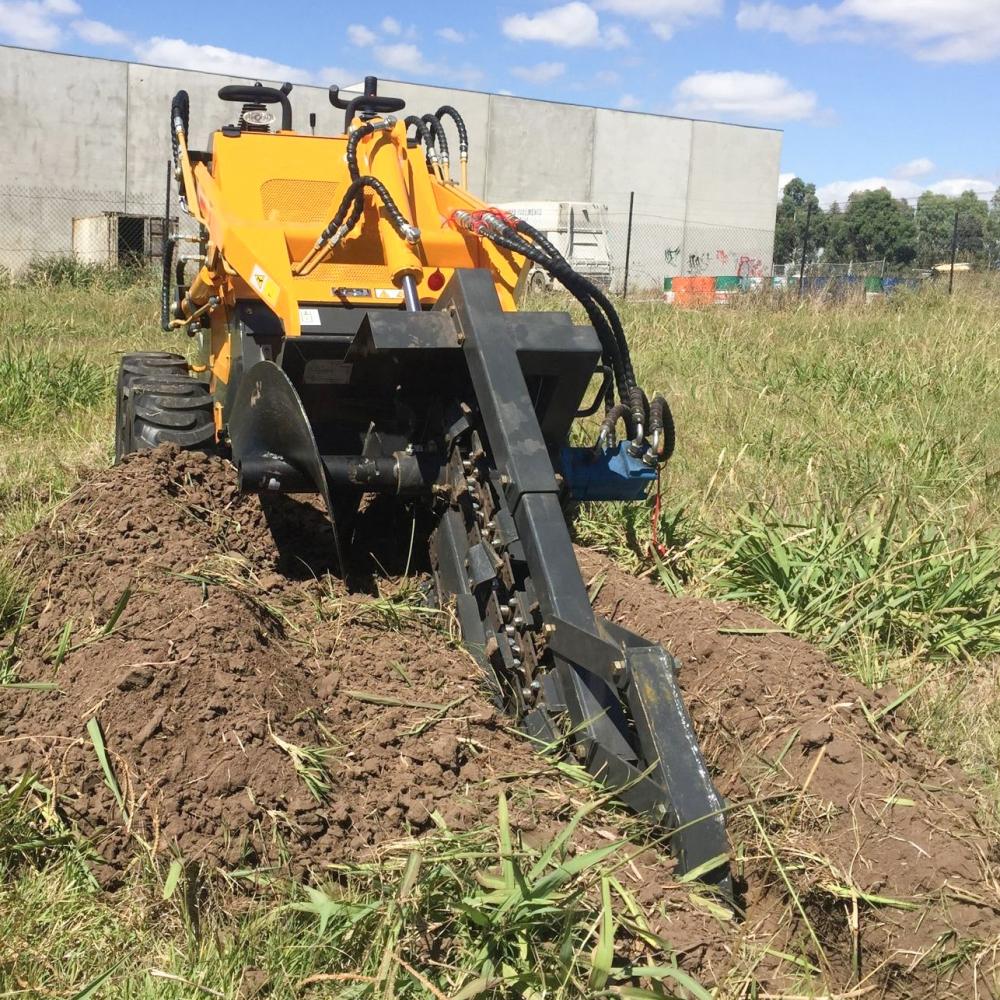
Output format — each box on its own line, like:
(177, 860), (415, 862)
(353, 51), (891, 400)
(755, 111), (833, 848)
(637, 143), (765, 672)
(218, 82), (293, 131)
(329, 75), (405, 131)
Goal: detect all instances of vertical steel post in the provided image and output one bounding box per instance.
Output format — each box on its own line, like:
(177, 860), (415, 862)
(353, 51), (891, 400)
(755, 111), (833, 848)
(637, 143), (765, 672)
(949, 206), (960, 295)
(622, 191), (635, 299)
(797, 203), (813, 299)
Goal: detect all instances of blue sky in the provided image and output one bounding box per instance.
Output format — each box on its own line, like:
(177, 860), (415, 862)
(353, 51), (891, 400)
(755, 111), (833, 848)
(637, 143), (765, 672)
(2, 0), (998, 205)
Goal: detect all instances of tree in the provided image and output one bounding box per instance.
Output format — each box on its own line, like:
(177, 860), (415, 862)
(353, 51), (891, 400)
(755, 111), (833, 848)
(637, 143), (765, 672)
(914, 192), (954, 267)
(774, 177), (825, 265)
(839, 188), (917, 265)
(987, 190), (1000, 267)
(914, 190), (991, 266)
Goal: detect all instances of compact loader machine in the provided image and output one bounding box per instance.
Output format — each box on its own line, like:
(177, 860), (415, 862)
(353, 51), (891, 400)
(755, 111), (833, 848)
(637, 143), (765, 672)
(116, 78), (729, 890)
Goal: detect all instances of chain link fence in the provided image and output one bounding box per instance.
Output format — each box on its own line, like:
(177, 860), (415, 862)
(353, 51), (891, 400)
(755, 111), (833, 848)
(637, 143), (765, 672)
(1, 185), (778, 297)
(0, 185), (203, 277)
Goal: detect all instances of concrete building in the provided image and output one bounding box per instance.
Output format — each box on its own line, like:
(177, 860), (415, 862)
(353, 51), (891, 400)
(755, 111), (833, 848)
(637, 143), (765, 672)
(0, 44), (782, 288)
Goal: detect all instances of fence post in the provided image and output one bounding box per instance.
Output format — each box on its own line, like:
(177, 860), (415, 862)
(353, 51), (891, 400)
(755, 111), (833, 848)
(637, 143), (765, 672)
(622, 191), (635, 299)
(797, 203), (813, 298)
(948, 206), (960, 295)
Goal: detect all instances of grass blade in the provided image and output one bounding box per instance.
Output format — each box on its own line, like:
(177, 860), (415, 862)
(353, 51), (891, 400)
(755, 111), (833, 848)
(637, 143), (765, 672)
(86, 716), (125, 816)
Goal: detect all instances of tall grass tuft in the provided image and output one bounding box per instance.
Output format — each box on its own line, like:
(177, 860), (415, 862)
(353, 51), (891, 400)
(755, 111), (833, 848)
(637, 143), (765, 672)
(0, 346), (110, 428)
(702, 498), (1000, 661)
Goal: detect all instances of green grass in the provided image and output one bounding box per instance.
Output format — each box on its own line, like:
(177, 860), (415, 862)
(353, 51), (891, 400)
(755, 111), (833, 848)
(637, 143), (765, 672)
(570, 278), (1000, 805)
(2, 262), (1000, 996)
(0, 265), (168, 539)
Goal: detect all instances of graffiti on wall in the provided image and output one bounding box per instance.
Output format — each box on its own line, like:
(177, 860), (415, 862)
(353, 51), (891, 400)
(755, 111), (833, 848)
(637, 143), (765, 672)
(662, 244), (766, 277)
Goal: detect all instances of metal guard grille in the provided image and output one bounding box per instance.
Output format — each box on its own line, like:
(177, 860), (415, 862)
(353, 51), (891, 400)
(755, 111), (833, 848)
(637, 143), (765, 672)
(260, 179), (340, 224)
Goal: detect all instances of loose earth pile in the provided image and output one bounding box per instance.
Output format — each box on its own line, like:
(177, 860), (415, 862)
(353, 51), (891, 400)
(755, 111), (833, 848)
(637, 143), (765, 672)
(2, 446), (997, 996)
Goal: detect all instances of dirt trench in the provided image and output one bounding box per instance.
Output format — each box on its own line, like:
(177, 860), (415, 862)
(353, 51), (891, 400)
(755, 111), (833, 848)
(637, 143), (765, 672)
(1, 446), (997, 996)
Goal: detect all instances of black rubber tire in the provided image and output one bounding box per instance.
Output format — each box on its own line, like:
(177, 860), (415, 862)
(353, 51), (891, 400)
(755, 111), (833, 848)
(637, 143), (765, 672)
(115, 352), (189, 463)
(127, 377), (216, 455)
(529, 270), (548, 294)
(115, 352), (215, 461)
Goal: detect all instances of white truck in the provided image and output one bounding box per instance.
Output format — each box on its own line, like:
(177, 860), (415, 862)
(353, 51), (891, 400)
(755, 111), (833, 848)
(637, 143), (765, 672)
(494, 201), (613, 293)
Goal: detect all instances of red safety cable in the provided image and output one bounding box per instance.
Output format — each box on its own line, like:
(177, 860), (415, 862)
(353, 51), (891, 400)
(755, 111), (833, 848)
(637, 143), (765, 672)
(650, 465), (669, 559)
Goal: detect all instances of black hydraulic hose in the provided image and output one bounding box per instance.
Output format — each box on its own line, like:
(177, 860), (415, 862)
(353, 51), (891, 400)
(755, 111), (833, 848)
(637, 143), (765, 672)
(345, 122), (377, 182)
(434, 105), (468, 158)
(422, 113), (449, 165)
(170, 90), (189, 172)
(598, 402), (634, 444)
(649, 394), (675, 461)
(481, 224), (631, 406)
(513, 215), (638, 395)
(318, 175), (418, 247)
(404, 115), (429, 148)
(509, 214), (647, 434)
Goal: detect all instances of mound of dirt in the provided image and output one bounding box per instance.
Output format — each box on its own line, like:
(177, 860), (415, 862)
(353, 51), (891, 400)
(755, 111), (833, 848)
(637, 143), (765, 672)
(2, 446), (997, 995)
(0, 448), (631, 878)
(580, 548), (1000, 992)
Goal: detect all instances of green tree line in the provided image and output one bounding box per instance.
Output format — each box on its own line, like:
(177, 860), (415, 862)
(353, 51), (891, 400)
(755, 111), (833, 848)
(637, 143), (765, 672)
(775, 177), (1000, 269)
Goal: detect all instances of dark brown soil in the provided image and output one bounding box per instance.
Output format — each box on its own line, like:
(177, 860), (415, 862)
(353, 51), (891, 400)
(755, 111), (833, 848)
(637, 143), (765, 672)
(580, 548), (1000, 994)
(2, 446), (998, 996)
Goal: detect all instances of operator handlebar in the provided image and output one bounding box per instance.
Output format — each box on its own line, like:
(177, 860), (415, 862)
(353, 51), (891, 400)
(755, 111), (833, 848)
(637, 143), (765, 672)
(217, 82), (293, 131)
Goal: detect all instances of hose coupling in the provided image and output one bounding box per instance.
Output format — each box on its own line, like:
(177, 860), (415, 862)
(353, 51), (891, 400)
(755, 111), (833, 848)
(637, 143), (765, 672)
(401, 224), (422, 244)
(627, 423), (646, 458)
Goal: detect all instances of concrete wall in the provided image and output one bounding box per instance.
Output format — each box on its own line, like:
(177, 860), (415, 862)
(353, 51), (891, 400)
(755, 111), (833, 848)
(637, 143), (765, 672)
(0, 45), (782, 285)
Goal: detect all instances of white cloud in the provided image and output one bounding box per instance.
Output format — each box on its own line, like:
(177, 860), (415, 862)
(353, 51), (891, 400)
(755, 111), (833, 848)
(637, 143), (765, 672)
(502, 2), (627, 48)
(374, 41), (434, 76)
(347, 23), (376, 47)
(672, 70), (818, 121)
(617, 92), (640, 109)
(136, 36), (310, 81)
(893, 157), (934, 180)
(511, 60), (566, 83)
(596, 0), (722, 40)
(595, 68), (620, 84)
(735, 2), (843, 43)
(738, 0), (1000, 62)
(437, 26), (465, 43)
(0, 0), (79, 47)
(380, 15), (401, 35)
(815, 174), (996, 206)
(777, 171), (796, 197)
(72, 17), (126, 45)
(927, 178), (996, 197)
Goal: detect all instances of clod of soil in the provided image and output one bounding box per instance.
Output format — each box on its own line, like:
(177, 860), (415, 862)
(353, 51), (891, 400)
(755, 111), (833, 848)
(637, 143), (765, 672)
(2, 446), (998, 996)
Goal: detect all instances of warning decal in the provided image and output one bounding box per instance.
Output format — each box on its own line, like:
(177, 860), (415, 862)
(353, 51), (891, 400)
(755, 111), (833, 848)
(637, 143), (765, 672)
(250, 265), (280, 308)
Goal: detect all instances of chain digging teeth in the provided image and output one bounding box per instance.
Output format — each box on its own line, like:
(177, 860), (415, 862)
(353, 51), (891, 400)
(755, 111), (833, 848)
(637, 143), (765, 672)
(446, 436), (550, 711)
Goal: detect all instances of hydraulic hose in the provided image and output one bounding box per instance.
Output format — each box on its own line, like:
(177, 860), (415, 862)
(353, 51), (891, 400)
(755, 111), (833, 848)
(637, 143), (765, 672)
(405, 115), (440, 173)
(512, 215), (639, 402)
(646, 394), (675, 464)
(296, 175), (420, 276)
(170, 90), (189, 175)
(435, 105), (468, 185)
(464, 216), (631, 406)
(404, 115), (429, 148)
(596, 403), (634, 449)
(422, 113), (449, 179)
